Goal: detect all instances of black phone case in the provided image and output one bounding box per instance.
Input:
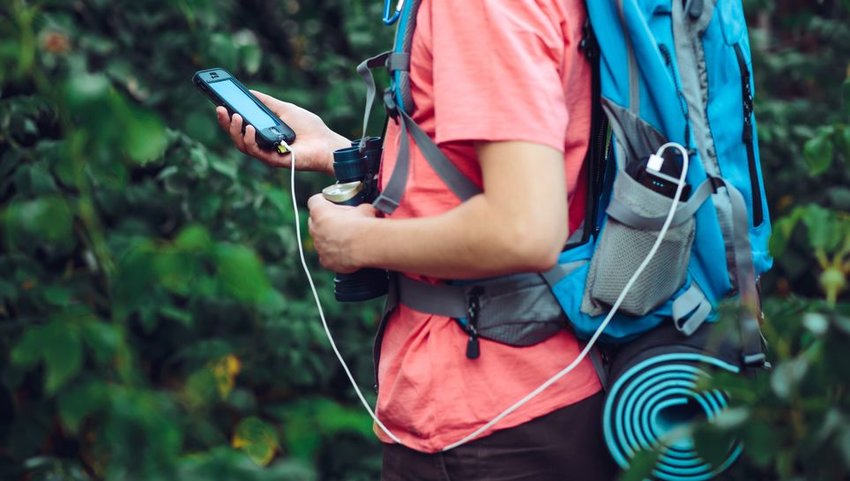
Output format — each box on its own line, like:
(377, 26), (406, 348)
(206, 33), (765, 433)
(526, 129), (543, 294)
(193, 68), (296, 150)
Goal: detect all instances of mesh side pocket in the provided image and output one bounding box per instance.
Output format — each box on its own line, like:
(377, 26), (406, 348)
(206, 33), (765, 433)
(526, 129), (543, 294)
(582, 172), (695, 317)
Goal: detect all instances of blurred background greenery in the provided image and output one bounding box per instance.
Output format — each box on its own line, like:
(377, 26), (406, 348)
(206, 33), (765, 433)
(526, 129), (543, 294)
(0, 0), (849, 480)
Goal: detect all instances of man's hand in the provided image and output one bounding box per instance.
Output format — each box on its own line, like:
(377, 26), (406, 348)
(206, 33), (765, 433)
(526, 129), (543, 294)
(216, 90), (350, 175)
(307, 194), (377, 274)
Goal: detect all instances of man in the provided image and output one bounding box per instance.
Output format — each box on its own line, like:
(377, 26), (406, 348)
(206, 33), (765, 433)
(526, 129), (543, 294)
(217, 0), (616, 479)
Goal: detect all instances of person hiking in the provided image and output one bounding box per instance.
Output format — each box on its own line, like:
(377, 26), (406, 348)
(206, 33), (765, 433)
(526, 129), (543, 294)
(216, 0), (617, 479)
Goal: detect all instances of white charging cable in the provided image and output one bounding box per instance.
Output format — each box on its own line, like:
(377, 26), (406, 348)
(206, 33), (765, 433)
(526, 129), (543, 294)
(282, 140), (402, 444)
(284, 139), (690, 451)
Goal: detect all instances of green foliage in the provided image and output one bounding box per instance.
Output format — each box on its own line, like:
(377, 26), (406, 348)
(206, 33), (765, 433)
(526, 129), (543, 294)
(3, 0), (850, 480)
(0, 0), (390, 480)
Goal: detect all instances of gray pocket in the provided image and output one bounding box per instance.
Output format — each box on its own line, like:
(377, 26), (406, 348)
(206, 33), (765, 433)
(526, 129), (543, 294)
(582, 168), (695, 317)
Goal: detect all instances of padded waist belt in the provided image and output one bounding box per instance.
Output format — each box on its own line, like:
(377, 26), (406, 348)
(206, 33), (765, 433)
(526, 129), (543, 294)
(395, 273), (567, 346)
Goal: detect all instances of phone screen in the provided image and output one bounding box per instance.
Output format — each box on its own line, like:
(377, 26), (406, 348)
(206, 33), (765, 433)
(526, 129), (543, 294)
(209, 80), (276, 130)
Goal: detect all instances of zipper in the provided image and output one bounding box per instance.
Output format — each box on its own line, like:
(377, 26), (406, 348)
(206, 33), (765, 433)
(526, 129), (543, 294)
(733, 43), (764, 227)
(465, 287), (482, 360)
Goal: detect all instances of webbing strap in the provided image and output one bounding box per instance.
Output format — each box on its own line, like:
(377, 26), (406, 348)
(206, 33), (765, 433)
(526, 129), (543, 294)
(671, 284), (711, 336)
(396, 272), (551, 319)
(356, 51), (392, 151)
(718, 178), (765, 366)
(373, 108), (481, 214)
(605, 177), (712, 230)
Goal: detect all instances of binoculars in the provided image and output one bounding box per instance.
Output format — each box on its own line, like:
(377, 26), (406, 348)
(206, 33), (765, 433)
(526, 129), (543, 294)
(321, 137), (389, 302)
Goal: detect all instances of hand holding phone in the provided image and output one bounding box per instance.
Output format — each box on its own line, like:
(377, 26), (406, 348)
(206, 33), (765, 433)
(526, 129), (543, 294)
(198, 68), (349, 174)
(194, 68), (296, 152)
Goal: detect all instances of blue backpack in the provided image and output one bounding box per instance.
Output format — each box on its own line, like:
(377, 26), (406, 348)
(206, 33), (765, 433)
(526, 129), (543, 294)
(362, 0), (772, 369)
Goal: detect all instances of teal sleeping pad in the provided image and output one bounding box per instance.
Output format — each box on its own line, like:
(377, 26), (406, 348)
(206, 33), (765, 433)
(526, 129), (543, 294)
(602, 324), (746, 480)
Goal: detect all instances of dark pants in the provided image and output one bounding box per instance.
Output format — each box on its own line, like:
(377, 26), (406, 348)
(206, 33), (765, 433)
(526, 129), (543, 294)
(381, 393), (618, 481)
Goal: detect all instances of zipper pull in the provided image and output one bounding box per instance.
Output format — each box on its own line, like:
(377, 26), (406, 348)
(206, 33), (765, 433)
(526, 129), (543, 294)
(466, 288), (483, 360)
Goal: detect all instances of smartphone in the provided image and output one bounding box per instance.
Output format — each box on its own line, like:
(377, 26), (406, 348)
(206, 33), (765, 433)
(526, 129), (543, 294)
(193, 68), (296, 151)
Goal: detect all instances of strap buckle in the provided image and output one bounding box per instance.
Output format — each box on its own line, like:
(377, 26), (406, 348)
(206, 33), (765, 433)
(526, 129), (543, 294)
(383, 87), (399, 119)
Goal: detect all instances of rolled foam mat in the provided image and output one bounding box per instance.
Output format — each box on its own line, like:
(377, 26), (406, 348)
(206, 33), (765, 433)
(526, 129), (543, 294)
(602, 323), (745, 480)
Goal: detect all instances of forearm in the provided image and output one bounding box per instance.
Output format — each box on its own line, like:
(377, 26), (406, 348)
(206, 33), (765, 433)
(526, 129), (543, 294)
(353, 195), (563, 279)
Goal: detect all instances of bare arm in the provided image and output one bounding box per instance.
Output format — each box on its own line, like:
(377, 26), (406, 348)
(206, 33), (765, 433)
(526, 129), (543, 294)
(308, 141), (568, 279)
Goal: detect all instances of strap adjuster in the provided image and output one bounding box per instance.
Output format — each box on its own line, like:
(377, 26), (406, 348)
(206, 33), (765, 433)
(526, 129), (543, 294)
(383, 87), (399, 119)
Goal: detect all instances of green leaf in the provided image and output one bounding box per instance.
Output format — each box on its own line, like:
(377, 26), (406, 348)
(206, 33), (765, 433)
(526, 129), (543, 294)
(65, 72), (110, 109)
(770, 358), (809, 399)
(804, 129), (835, 176)
(82, 321), (122, 365)
(3, 196), (75, 250)
(232, 417), (279, 466)
(57, 380), (108, 433)
(693, 423), (738, 470)
(801, 204), (841, 252)
(43, 322), (83, 394)
(124, 109), (168, 164)
(843, 78), (850, 117)
(11, 325), (46, 368)
(42, 285), (72, 306)
(769, 207), (804, 257)
(175, 224), (211, 252)
(711, 407), (750, 430)
(617, 448), (659, 481)
(214, 243), (272, 304)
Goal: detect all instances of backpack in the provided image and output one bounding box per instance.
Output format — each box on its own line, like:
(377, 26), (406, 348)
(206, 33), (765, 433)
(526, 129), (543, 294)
(359, 0), (772, 370)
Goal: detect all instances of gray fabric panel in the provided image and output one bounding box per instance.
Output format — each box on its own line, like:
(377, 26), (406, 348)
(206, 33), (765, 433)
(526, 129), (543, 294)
(712, 186), (738, 287)
(606, 178), (712, 230)
(616, 0), (640, 114)
(672, 0), (720, 176)
(602, 99), (667, 171)
(721, 179), (765, 364)
(396, 273), (566, 347)
(540, 260), (587, 288)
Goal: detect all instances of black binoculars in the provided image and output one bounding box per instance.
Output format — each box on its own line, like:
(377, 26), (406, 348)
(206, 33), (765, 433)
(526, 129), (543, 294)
(321, 137), (389, 302)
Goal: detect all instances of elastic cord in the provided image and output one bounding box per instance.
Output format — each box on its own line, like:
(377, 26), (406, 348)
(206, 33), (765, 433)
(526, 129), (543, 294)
(288, 138), (690, 452)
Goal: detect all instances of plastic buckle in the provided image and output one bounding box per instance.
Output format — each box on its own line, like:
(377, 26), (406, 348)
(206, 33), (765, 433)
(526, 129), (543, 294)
(383, 87), (399, 119)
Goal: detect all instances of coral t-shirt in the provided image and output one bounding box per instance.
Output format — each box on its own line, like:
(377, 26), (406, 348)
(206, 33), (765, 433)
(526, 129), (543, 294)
(375, 0), (600, 453)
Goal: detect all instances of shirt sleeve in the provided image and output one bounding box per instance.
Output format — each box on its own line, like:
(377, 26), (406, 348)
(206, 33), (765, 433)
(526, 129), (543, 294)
(428, 0), (570, 152)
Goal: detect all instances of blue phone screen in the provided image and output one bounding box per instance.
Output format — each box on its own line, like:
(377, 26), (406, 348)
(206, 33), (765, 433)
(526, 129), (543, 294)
(209, 79), (276, 130)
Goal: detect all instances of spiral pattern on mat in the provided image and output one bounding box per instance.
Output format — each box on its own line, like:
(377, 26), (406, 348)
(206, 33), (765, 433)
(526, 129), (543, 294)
(603, 353), (743, 481)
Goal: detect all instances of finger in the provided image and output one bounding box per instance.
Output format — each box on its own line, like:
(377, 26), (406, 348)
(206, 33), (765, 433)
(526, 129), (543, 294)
(250, 89), (279, 108)
(215, 107), (229, 131)
(355, 203), (378, 218)
(229, 114), (246, 151)
(243, 125), (262, 157)
(307, 193), (327, 212)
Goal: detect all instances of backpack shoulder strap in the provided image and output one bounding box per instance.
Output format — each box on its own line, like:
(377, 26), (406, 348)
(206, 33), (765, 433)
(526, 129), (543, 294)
(360, 0), (481, 215)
